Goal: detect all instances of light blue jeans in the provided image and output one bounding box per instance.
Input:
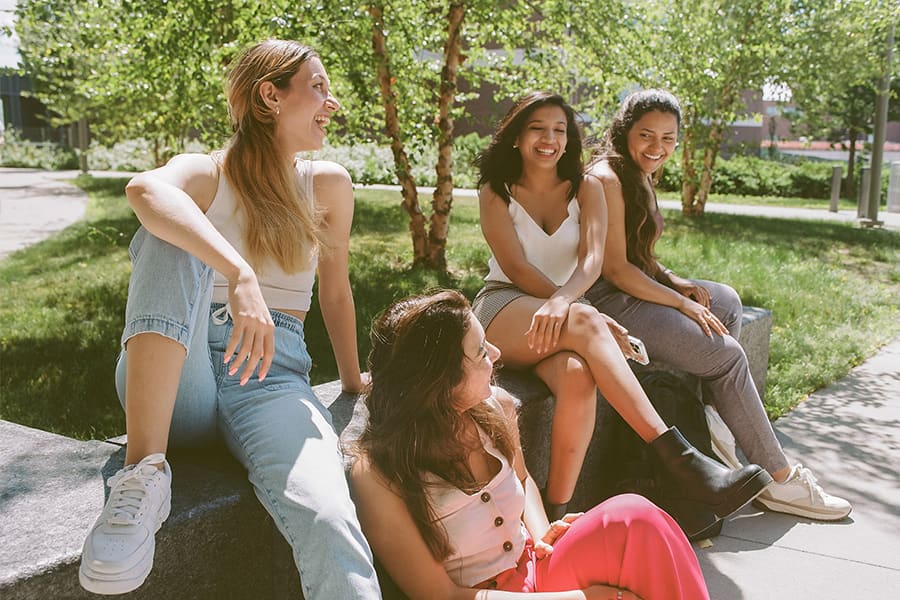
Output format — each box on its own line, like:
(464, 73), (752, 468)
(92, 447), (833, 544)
(114, 227), (381, 600)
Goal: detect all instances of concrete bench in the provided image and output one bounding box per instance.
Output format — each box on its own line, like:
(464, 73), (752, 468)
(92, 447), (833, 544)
(0, 308), (771, 599)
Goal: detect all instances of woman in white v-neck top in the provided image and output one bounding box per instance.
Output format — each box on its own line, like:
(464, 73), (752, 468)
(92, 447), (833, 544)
(471, 92), (771, 532)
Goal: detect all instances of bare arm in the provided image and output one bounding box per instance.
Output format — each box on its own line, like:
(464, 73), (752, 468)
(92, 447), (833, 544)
(479, 186), (558, 299)
(314, 161), (364, 392)
(125, 153), (274, 382)
(587, 164), (726, 337)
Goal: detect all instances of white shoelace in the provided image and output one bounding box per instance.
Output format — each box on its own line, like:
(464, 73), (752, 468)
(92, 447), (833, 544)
(105, 456), (165, 526)
(792, 464), (826, 502)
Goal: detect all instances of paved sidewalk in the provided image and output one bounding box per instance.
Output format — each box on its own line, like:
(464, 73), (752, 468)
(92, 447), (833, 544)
(0, 168), (91, 259)
(0, 168), (133, 260)
(698, 338), (900, 599)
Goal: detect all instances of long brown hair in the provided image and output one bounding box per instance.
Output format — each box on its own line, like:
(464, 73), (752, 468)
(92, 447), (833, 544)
(222, 39), (326, 273)
(589, 89), (681, 275)
(357, 290), (515, 561)
(476, 91), (584, 204)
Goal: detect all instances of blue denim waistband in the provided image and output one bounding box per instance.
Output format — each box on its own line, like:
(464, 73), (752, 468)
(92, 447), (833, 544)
(210, 303), (305, 336)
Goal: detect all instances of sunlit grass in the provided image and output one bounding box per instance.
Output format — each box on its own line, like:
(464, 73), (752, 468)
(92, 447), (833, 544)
(1, 178), (897, 440)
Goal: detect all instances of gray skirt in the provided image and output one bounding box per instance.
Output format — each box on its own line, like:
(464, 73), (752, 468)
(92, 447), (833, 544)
(471, 280), (591, 331)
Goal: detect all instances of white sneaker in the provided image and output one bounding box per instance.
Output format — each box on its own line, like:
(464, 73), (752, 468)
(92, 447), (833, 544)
(79, 453), (172, 595)
(704, 405), (743, 470)
(754, 464), (851, 521)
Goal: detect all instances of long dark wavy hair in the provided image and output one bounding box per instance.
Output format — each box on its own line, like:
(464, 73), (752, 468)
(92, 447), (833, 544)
(476, 91), (584, 204)
(589, 89), (681, 275)
(355, 290), (515, 561)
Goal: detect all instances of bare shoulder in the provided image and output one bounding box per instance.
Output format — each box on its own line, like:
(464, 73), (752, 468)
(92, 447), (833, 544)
(490, 386), (520, 420)
(128, 153), (219, 210)
(310, 160), (352, 189)
(585, 160), (620, 187)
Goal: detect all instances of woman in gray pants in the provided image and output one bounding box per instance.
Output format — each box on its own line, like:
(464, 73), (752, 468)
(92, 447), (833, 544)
(584, 88), (850, 521)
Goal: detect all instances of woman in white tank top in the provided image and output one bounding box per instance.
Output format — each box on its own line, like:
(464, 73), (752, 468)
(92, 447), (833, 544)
(471, 92), (772, 532)
(78, 40), (380, 598)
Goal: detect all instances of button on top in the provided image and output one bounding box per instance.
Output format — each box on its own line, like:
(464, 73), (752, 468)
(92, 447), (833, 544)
(480, 492), (491, 503)
(494, 516), (504, 527)
(502, 541), (513, 552)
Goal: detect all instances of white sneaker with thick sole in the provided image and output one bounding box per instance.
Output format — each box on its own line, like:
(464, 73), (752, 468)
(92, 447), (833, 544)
(704, 405), (744, 470)
(79, 453), (172, 595)
(754, 463), (852, 521)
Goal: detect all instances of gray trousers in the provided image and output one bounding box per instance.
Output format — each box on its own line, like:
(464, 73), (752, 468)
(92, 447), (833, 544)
(586, 278), (789, 474)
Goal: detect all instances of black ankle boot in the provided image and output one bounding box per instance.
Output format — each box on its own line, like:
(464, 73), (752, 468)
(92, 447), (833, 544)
(650, 427), (773, 519)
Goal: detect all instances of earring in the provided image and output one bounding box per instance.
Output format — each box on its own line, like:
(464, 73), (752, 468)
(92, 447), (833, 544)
(512, 143), (518, 149)
(276, 106), (280, 116)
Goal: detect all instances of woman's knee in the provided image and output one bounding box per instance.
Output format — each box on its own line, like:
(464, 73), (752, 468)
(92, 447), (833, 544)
(567, 303), (610, 340)
(600, 494), (679, 536)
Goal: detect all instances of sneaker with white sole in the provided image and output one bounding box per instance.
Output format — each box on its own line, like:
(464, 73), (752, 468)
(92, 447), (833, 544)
(79, 453), (172, 595)
(704, 405), (743, 470)
(754, 463), (851, 521)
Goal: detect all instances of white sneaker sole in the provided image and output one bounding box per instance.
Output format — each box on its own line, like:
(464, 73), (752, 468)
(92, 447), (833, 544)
(79, 494), (171, 595)
(753, 495), (851, 521)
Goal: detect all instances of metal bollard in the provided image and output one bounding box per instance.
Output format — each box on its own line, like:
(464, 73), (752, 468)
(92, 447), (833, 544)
(888, 162), (900, 214)
(829, 165), (842, 212)
(857, 166), (871, 219)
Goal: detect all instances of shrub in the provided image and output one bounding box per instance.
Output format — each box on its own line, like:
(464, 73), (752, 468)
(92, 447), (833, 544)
(657, 150), (845, 200)
(0, 129), (79, 170)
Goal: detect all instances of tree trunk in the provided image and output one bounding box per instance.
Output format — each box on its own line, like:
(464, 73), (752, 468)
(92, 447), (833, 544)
(845, 127), (857, 198)
(694, 121), (726, 215)
(369, 3), (429, 266)
(428, 1), (466, 272)
(680, 111), (700, 215)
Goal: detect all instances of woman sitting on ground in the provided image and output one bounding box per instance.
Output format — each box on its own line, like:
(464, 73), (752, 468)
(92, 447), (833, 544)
(351, 289), (710, 600)
(471, 91), (770, 532)
(583, 88), (850, 521)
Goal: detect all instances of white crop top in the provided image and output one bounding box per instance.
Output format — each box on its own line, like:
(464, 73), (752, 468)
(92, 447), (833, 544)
(424, 417), (528, 587)
(205, 159), (318, 312)
(484, 195), (580, 287)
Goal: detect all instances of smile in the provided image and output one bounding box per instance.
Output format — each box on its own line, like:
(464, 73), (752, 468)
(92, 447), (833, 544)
(535, 147), (557, 156)
(314, 115), (330, 127)
(643, 153), (662, 160)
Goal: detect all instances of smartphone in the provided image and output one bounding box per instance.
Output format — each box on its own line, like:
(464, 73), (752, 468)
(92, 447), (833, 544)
(627, 335), (650, 365)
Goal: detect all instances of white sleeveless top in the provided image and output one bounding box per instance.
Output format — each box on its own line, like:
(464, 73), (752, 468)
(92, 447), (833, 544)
(424, 418), (528, 587)
(205, 159), (318, 312)
(485, 195), (580, 286)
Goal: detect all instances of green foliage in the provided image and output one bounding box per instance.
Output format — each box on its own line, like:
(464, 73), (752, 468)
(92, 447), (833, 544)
(0, 129), (79, 169)
(660, 150), (890, 201)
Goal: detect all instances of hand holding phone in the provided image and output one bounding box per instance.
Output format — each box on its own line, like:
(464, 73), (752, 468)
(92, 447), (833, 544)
(627, 335), (649, 365)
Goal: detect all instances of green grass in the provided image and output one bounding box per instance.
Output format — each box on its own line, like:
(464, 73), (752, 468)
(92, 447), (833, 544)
(2, 177), (898, 440)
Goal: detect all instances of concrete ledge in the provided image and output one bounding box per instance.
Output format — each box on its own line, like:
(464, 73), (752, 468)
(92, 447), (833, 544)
(1, 307), (771, 599)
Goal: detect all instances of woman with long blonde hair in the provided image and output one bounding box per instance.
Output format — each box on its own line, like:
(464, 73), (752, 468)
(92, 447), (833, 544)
(78, 40), (380, 598)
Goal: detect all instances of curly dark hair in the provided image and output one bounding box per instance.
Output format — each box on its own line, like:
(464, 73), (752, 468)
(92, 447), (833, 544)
(476, 91), (584, 204)
(589, 89), (681, 275)
(355, 290), (515, 561)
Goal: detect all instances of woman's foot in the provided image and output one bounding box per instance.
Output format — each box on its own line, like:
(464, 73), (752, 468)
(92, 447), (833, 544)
(651, 427), (773, 518)
(754, 464), (851, 520)
(79, 453), (172, 595)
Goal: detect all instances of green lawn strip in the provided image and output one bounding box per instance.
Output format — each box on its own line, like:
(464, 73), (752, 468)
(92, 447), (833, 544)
(1, 178), (897, 440)
(657, 190), (862, 212)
